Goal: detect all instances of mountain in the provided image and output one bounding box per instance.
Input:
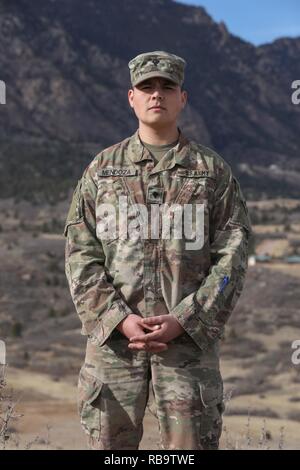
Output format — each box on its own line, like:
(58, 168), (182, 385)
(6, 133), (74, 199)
(0, 0), (300, 201)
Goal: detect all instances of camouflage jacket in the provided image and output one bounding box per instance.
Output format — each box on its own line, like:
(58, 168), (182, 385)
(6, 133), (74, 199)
(64, 129), (251, 351)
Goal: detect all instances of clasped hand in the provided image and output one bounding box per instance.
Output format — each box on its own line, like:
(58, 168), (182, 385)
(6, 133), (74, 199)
(117, 314), (184, 353)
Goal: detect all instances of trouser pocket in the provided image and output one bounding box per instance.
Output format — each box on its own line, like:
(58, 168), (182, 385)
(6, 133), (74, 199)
(78, 365), (103, 440)
(198, 377), (224, 450)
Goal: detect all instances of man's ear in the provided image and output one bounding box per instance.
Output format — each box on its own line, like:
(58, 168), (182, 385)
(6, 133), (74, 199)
(128, 89), (134, 108)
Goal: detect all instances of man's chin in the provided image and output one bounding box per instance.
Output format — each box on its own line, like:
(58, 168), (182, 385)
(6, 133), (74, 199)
(145, 118), (170, 129)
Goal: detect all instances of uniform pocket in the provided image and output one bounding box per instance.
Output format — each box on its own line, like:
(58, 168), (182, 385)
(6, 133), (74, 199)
(63, 179), (84, 237)
(63, 218), (84, 237)
(229, 178), (251, 235)
(199, 379), (223, 408)
(198, 378), (224, 449)
(78, 366), (103, 439)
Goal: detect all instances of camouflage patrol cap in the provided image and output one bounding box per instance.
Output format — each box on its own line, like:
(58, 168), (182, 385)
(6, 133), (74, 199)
(128, 51), (186, 87)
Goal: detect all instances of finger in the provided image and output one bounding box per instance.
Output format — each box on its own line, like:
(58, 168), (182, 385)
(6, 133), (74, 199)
(142, 316), (164, 325)
(130, 331), (161, 342)
(137, 318), (159, 331)
(128, 341), (168, 352)
(142, 323), (161, 332)
(128, 342), (147, 350)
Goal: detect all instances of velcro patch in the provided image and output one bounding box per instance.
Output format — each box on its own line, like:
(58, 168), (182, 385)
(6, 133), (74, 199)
(176, 169), (213, 178)
(98, 167), (138, 177)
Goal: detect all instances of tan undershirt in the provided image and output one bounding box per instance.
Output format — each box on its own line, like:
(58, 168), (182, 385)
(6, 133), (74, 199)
(142, 139), (179, 165)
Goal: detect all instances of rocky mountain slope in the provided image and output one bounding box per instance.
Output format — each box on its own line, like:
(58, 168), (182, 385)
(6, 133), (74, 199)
(0, 0), (299, 200)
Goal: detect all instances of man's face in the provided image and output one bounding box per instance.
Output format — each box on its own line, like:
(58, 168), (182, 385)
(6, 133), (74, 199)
(128, 77), (187, 129)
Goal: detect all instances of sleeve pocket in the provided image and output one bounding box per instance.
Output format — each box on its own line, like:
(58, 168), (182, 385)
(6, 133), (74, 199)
(63, 217), (84, 237)
(230, 178), (251, 234)
(63, 179), (83, 237)
(78, 366), (103, 439)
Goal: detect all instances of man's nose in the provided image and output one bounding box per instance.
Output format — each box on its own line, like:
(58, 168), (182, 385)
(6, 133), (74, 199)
(151, 88), (164, 99)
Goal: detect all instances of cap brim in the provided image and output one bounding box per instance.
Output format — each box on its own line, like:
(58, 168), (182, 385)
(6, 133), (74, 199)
(132, 71), (180, 87)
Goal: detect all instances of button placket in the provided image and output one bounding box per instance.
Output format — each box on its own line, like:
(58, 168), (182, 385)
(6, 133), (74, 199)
(143, 241), (154, 316)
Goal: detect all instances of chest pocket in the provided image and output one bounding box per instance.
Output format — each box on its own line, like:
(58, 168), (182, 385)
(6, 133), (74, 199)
(96, 171), (141, 245)
(174, 169), (216, 206)
(97, 166), (138, 197)
(167, 170), (215, 248)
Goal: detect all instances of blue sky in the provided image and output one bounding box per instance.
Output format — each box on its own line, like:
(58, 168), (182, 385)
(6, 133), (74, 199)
(178, 0), (300, 45)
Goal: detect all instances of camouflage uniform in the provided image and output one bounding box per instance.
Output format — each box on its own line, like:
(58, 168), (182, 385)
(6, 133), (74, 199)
(64, 52), (252, 450)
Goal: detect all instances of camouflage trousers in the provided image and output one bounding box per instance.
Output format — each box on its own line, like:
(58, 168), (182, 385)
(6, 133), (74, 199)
(77, 330), (224, 450)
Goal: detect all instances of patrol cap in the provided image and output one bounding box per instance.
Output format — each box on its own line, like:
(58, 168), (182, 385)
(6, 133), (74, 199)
(128, 51), (186, 87)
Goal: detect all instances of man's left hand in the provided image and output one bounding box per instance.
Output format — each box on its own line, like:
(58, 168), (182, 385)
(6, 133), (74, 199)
(128, 315), (184, 351)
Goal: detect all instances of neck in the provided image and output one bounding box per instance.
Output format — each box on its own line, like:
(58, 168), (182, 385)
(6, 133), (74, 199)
(138, 123), (179, 145)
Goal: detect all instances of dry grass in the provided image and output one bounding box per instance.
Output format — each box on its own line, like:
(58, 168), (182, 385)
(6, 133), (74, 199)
(260, 262), (300, 279)
(247, 199), (300, 210)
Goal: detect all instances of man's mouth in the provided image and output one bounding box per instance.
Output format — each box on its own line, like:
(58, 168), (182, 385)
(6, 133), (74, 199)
(149, 106), (166, 110)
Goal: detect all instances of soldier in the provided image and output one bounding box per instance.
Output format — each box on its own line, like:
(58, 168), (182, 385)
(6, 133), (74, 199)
(64, 51), (251, 450)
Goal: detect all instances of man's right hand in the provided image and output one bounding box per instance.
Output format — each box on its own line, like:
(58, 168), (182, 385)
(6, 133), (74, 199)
(116, 314), (168, 353)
